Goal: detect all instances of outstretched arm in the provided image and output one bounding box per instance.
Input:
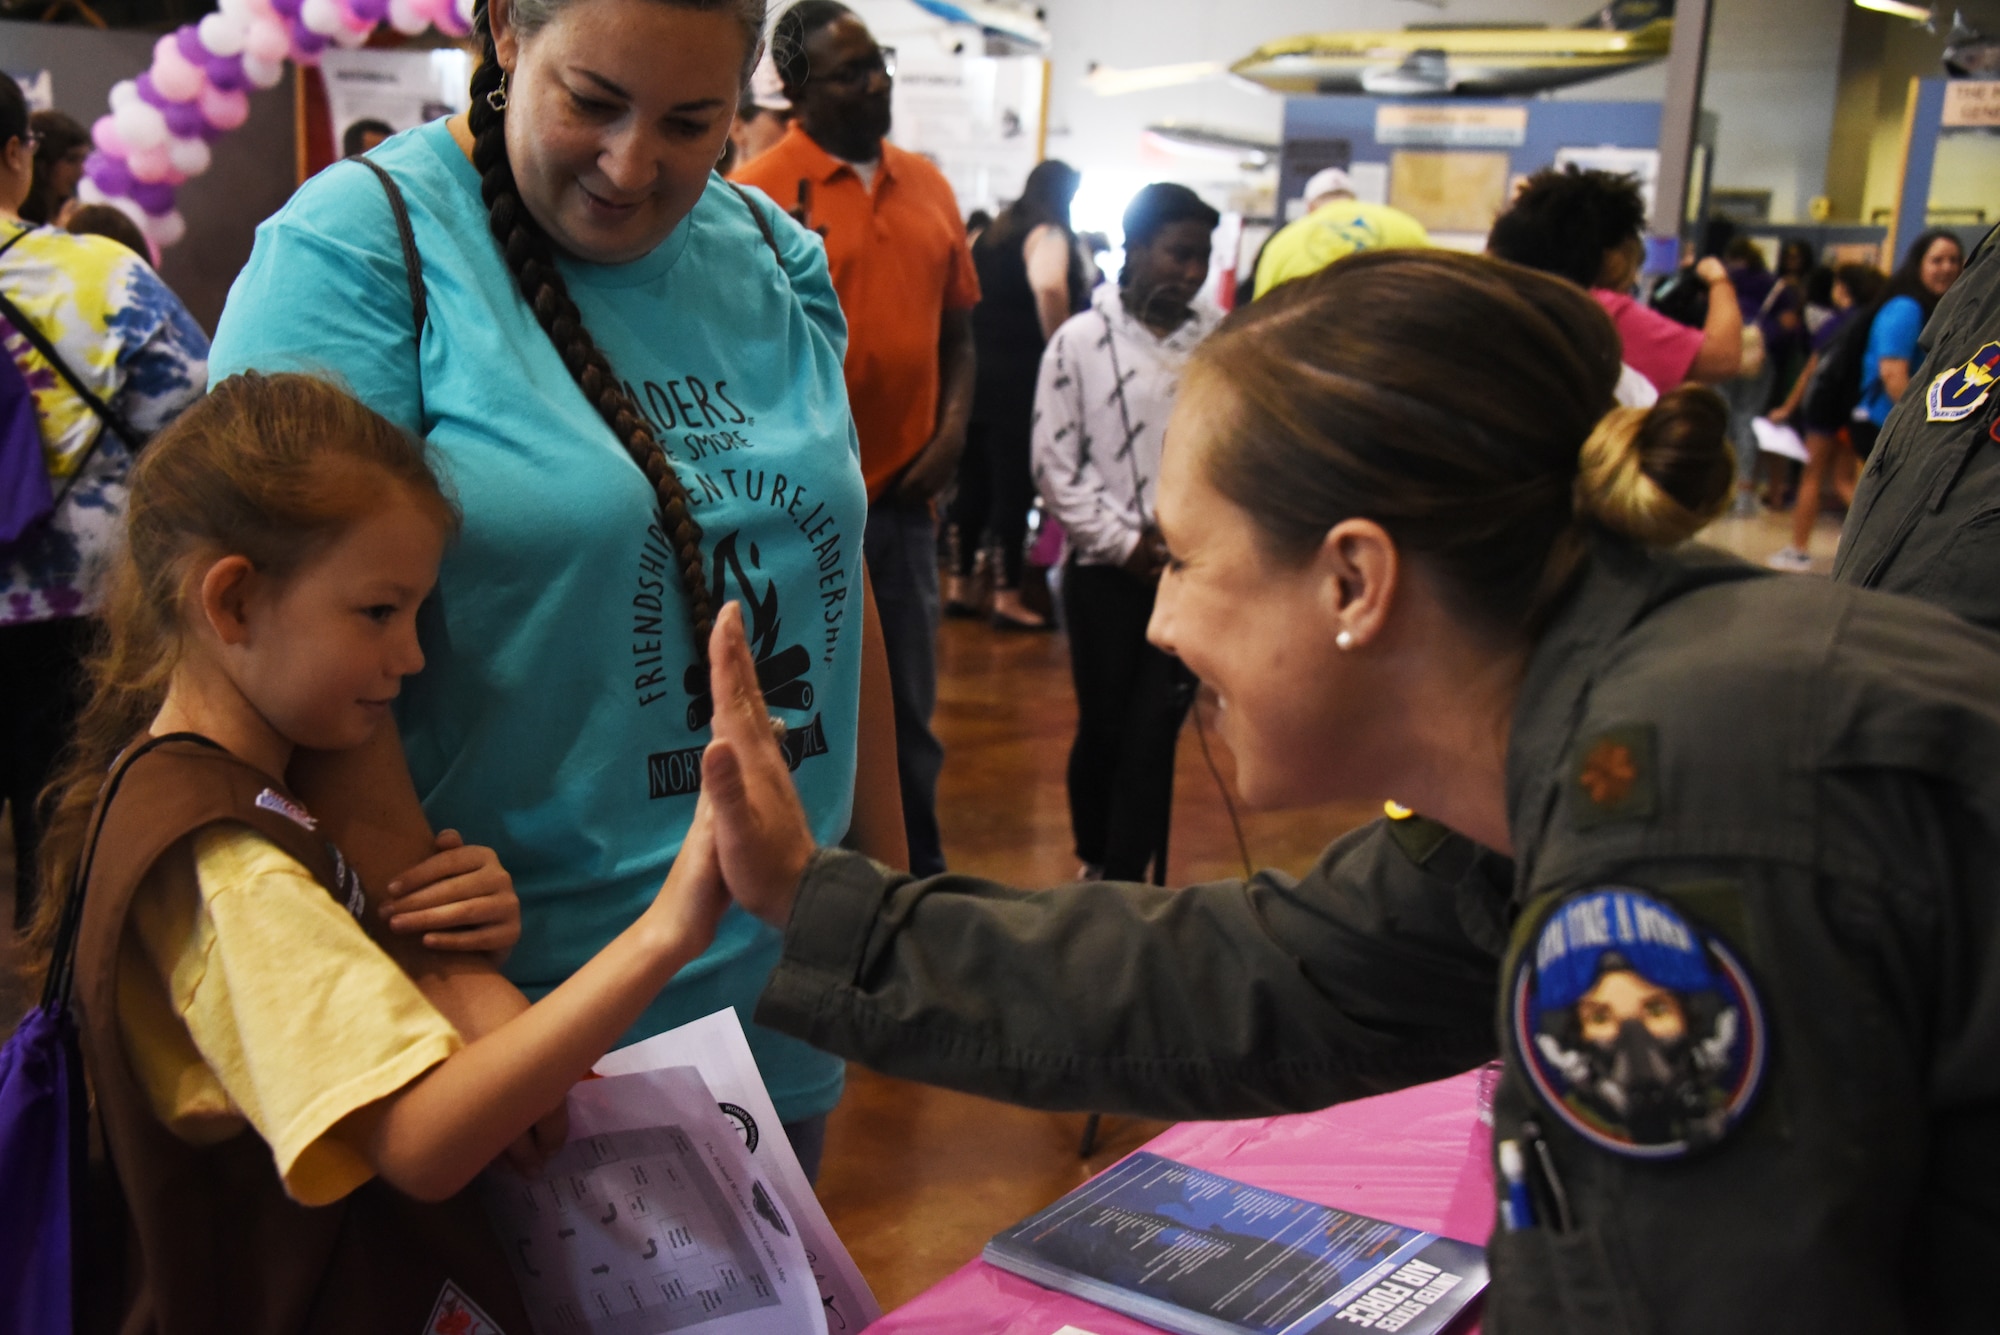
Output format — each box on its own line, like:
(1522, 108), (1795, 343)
(696, 603), (1508, 1120)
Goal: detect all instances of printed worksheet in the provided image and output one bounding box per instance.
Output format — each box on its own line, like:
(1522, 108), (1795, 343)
(596, 1010), (883, 1333)
(483, 1066), (826, 1335)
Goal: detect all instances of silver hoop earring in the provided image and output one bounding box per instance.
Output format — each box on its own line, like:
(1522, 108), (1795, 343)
(1335, 629), (1355, 651)
(487, 71), (510, 112)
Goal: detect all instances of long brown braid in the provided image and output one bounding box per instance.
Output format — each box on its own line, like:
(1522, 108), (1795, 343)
(466, 21), (716, 660)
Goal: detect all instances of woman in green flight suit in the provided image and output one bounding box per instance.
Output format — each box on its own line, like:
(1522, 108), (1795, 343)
(679, 249), (2000, 1333)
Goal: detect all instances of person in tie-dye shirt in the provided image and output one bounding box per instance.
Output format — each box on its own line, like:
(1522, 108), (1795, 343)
(1, 72), (208, 927)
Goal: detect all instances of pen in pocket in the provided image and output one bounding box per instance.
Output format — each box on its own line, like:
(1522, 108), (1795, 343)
(1521, 1119), (1575, 1233)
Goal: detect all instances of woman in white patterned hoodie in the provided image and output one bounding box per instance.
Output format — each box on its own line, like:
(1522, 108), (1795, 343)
(1031, 182), (1221, 882)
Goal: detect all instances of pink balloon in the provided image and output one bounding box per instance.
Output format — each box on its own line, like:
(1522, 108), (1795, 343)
(152, 47), (208, 103)
(91, 115), (129, 158)
(127, 145), (174, 183)
(199, 86), (250, 131)
(245, 16), (290, 64)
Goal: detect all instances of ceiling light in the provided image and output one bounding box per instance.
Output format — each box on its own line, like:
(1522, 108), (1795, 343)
(1853, 0), (1934, 21)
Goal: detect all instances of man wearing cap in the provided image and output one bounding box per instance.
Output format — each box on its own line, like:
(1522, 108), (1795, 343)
(729, 50), (792, 170)
(1252, 167), (1429, 299)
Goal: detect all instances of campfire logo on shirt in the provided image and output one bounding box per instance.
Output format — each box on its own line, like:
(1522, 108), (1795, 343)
(637, 527), (830, 800)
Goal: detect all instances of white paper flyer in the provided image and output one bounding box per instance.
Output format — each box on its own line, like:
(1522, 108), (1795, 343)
(595, 1010), (884, 1333)
(482, 1064), (826, 1334)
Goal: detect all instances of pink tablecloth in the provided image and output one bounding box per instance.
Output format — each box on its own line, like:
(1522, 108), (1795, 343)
(866, 1067), (1498, 1335)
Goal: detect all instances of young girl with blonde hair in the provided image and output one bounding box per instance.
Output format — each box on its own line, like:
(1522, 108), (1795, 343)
(32, 372), (728, 1334)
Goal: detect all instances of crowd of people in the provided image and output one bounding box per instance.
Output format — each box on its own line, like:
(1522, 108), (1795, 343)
(3, 0), (1998, 1329)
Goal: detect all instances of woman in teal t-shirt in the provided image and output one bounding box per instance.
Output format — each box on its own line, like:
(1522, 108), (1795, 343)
(208, 0), (902, 1170)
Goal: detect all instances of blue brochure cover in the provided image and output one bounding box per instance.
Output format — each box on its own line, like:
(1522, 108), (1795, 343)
(983, 1152), (1486, 1335)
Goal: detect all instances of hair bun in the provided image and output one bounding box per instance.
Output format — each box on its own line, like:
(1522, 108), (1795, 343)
(1574, 386), (1733, 546)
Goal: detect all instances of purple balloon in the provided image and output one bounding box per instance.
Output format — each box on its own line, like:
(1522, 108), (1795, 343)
(176, 25), (206, 62)
(289, 23), (328, 55)
(135, 72), (169, 109)
(163, 100), (207, 139)
(85, 151), (133, 198)
(205, 53), (247, 92)
(130, 180), (177, 215)
(269, 0), (302, 17)
(349, 0), (389, 20)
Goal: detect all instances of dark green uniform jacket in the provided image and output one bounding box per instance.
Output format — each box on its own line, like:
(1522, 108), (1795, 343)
(1836, 223), (2000, 628)
(755, 538), (2000, 1334)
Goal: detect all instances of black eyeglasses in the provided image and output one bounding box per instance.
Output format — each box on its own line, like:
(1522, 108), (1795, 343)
(814, 47), (894, 91)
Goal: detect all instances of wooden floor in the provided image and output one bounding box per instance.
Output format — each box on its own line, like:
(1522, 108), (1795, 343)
(0, 505), (1837, 1314)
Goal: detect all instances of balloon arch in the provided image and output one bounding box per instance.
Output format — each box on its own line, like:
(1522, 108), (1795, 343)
(78, 0), (476, 252)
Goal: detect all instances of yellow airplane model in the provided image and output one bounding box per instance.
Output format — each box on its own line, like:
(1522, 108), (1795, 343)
(1088, 2), (1675, 99)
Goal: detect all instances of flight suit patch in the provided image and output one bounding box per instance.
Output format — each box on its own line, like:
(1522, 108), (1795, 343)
(1509, 887), (1768, 1160)
(1569, 725), (1656, 830)
(1926, 340), (2000, 423)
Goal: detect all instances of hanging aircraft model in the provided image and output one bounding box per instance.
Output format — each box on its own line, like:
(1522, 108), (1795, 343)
(907, 0), (1051, 55)
(1087, 1), (1675, 100)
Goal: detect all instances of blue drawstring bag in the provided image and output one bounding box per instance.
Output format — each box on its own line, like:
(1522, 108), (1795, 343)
(0, 997), (83, 1334)
(0, 735), (178, 1334)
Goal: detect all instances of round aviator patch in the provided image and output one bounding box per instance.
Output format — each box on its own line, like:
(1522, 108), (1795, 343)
(1510, 887), (1767, 1160)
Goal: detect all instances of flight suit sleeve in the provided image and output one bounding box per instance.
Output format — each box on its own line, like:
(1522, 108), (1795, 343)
(754, 817), (1512, 1120)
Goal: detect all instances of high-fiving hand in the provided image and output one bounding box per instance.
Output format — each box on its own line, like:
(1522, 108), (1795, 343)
(693, 601), (820, 928)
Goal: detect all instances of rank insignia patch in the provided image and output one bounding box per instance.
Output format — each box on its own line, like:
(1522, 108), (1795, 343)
(1511, 887), (1767, 1159)
(1926, 340), (2000, 423)
(1569, 725), (1657, 829)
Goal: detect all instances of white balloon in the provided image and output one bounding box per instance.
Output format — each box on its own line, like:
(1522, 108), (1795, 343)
(197, 11), (249, 56)
(454, 0), (474, 30)
(114, 101), (170, 153)
(144, 210), (187, 249)
(167, 136), (212, 177)
(386, 0), (428, 35)
(76, 178), (108, 206)
(217, 0), (254, 20)
(242, 52), (286, 89)
(245, 16), (291, 65)
(299, 0), (343, 35)
(108, 79), (141, 112)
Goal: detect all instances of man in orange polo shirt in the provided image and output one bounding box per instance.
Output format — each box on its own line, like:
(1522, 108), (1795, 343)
(736, 0), (979, 876)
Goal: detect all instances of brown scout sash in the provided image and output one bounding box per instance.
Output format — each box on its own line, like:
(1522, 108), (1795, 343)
(73, 734), (531, 1335)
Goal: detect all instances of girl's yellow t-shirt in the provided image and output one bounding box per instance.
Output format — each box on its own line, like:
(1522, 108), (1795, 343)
(115, 824), (463, 1206)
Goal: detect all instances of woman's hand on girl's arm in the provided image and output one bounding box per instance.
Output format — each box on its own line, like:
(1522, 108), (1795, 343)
(382, 829), (522, 956)
(701, 602), (820, 929)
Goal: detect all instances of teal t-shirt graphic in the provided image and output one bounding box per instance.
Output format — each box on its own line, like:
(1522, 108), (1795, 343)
(209, 121), (865, 1121)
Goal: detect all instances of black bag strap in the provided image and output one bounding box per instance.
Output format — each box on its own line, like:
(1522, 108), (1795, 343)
(727, 180), (787, 272)
(0, 225), (145, 517)
(40, 732), (223, 1014)
(350, 154), (427, 332)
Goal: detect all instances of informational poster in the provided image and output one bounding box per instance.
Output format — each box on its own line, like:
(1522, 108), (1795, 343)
(319, 47), (470, 160)
(1388, 149), (1510, 234)
(595, 1011), (882, 1334)
(887, 46), (1045, 215)
(483, 1065), (826, 1335)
